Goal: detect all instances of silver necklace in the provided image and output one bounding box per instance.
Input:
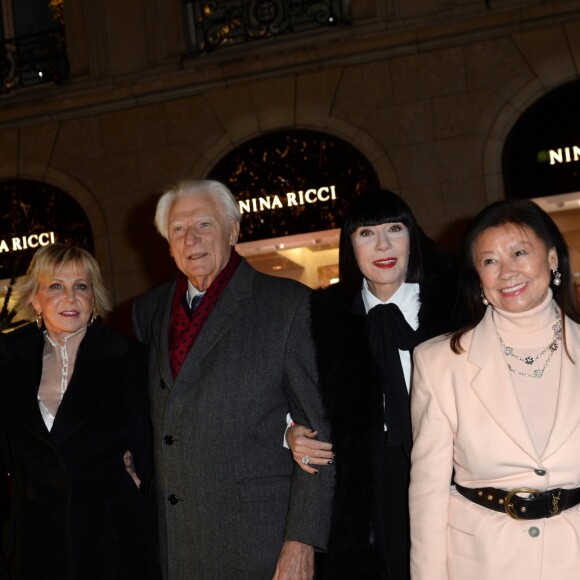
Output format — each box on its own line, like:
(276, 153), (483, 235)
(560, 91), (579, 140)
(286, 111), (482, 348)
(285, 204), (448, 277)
(496, 309), (562, 379)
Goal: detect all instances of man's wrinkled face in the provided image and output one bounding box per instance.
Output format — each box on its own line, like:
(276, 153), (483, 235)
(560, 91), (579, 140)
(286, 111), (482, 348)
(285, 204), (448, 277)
(167, 193), (239, 291)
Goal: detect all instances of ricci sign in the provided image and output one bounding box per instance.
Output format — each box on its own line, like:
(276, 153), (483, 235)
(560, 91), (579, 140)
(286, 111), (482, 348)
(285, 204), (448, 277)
(238, 185), (337, 215)
(0, 232), (56, 253)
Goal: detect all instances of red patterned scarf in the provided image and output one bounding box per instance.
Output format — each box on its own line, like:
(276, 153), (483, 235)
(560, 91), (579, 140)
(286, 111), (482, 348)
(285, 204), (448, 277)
(168, 249), (241, 378)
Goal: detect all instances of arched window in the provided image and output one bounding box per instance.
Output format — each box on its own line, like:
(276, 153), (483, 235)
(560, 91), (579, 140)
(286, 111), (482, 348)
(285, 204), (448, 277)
(209, 129), (379, 242)
(503, 80), (580, 200)
(0, 179), (93, 280)
(208, 129), (378, 287)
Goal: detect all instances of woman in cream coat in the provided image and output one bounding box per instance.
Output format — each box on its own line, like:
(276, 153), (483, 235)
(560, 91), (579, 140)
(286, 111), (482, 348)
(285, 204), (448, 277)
(410, 199), (580, 580)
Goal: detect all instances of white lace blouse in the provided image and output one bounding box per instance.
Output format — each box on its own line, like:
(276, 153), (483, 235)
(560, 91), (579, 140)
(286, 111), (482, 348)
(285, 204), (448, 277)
(37, 326), (87, 431)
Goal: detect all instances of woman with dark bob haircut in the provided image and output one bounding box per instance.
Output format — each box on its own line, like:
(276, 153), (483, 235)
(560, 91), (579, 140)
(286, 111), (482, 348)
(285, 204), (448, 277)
(0, 244), (160, 580)
(286, 189), (462, 578)
(410, 200), (580, 579)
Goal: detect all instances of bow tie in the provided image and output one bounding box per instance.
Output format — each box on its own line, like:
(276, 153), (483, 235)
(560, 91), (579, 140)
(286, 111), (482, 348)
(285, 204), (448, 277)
(367, 303), (417, 352)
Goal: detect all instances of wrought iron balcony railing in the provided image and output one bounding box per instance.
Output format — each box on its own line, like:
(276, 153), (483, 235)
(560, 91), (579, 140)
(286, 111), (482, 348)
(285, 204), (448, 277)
(183, 0), (351, 56)
(0, 27), (69, 94)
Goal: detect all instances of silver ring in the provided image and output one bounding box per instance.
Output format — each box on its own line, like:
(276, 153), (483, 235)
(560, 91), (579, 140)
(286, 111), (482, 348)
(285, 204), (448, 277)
(301, 455), (310, 465)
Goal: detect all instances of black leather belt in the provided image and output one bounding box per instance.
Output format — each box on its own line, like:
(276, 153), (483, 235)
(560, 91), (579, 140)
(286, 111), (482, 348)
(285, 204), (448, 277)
(455, 483), (580, 519)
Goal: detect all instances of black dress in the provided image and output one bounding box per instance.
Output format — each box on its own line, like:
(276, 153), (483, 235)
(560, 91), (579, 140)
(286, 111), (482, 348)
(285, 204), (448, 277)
(310, 248), (461, 579)
(0, 323), (160, 580)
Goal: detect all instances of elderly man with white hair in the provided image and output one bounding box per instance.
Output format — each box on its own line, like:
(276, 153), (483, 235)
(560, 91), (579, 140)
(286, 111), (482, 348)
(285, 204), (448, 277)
(132, 179), (334, 580)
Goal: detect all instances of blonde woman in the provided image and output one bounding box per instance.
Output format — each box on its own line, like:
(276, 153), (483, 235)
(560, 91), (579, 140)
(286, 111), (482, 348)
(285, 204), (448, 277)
(0, 244), (159, 580)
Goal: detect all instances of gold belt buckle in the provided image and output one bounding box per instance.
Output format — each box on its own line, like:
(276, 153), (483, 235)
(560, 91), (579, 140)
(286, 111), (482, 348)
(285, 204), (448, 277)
(505, 487), (540, 519)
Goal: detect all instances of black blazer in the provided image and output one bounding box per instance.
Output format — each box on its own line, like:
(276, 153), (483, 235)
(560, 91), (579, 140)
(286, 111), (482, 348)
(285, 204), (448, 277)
(0, 323), (159, 580)
(310, 248), (462, 578)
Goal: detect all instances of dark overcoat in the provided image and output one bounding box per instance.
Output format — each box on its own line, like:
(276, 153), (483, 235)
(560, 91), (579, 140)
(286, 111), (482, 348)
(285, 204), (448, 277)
(132, 259), (335, 580)
(0, 322), (159, 580)
(310, 248), (462, 579)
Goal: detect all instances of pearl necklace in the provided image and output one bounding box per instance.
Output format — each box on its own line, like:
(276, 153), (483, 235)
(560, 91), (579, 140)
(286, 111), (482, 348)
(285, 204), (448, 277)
(495, 309), (562, 379)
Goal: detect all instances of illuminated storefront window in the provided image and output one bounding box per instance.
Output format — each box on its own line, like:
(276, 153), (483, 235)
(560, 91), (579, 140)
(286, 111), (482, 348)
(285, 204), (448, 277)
(503, 79), (580, 200)
(209, 129), (378, 287)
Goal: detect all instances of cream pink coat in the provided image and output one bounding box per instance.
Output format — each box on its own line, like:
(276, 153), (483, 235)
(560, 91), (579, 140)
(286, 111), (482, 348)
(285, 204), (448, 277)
(409, 306), (580, 580)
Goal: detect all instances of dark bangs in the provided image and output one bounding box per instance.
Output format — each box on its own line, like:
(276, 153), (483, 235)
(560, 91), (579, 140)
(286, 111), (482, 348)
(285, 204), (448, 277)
(343, 202), (414, 238)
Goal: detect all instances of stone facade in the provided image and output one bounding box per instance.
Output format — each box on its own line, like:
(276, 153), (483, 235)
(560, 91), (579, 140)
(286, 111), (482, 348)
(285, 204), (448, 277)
(1, 0), (579, 329)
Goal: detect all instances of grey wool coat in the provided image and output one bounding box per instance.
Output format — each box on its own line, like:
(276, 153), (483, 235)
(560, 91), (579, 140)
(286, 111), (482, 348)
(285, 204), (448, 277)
(132, 259), (335, 580)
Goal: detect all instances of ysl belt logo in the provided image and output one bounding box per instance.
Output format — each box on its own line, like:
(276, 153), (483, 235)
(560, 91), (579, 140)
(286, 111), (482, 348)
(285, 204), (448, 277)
(550, 491), (561, 515)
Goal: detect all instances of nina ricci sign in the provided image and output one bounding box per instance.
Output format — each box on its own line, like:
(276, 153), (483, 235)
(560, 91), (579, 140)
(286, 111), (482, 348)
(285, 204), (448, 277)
(238, 185), (337, 215)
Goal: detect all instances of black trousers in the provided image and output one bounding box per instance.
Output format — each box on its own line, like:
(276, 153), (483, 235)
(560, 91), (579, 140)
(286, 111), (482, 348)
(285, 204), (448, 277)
(370, 442), (411, 580)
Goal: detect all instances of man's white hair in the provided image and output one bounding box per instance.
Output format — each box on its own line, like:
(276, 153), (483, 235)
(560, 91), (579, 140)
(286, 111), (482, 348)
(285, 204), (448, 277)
(155, 179), (241, 240)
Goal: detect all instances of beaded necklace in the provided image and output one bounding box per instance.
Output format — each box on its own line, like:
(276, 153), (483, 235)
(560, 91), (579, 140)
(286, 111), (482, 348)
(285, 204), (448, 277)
(495, 308), (562, 379)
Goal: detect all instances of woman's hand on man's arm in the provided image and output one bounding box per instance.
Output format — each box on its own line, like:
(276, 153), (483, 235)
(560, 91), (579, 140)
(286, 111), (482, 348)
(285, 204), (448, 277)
(287, 424), (334, 475)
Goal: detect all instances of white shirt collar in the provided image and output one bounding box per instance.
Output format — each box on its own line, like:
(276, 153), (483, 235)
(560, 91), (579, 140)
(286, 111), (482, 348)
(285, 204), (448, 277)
(44, 325), (87, 347)
(361, 279), (420, 330)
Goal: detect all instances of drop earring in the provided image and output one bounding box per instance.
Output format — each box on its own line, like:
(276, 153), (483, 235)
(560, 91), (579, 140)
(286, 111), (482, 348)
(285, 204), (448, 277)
(552, 269), (561, 287)
(36, 312), (43, 330)
(481, 290), (489, 306)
